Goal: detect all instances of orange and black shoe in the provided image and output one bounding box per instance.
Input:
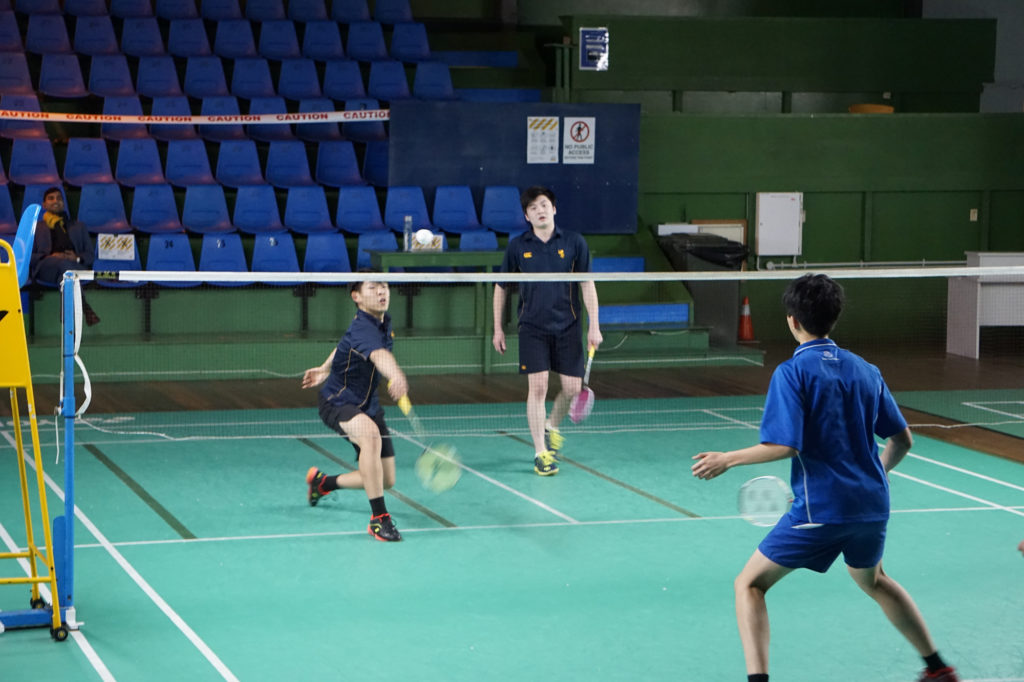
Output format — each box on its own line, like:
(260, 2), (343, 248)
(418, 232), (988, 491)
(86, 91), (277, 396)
(306, 467), (328, 507)
(917, 668), (960, 682)
(368, 513), (402, 542)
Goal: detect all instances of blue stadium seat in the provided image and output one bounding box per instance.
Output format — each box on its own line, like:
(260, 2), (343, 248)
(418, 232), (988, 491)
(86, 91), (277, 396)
(89, 55), (136, 97)
(322, 59), (366, 100)
(283, 186), (335, 234)
(17, 0), (60, 13)
(198, 96), (246, 141)
(110, 0), (153, 17)
(258, 19), (301, 60)
(247, 96), (296, 141)
(199, 232), (251, 285)
(156, 0), (199, 20)
(361, 139), (388, 187)
(184, 56), (229, 98)
(390, 22), (430, 62)
(591, 256), (645, 272)
(413, 61), (457, 100)
(122, 17), (165, 57)
(201, 0), (241, 20)
(458, 229), (499, 251)
(233, 184), (284, 233)
(332, 0), (369, 23)
(342, 98), (386, 142)
(65, 0), (108, 16)
(146, 232), (200, 287)
(367, 59), (411, 101)
(165, 139), (216, 186)
(481, 186), (528, 234)
(346, 21), (387, 62)
(315, 141), (363, 187)
(73, 15), (119, 55)
(335, 185), (386, 234)
(64, 138), (114, 186)
(302, 20), (344, 61)
(100, 96), (148, 140)
(137, 56), (183, 97)
(356, 230), (397, 270)
(0, 186), (16, 236)
(374, 0), (412, 24)
(0, 11), (22, 52)
(295, 98), (343, 141)
(0, 53), (32, 95)
(288, 0), (327, 22)
(9, 139), (60, 186)
(168, 18), (212, 57)
(26, 14), (72, 54)
(38, 54), (88, 98)
(181, 184), (235, 233)
(77, 183), (131, 233)
(215, 20), (258, 59)
(115, 138), (165, 186)
(303, 232), (351, 274)
(265, 140), (315, 187)
(245, 0), (285, 21)
(432, 185), (482, 234)
(0, 94), (47, 139)
(214, 140), (264, 186)
(231, 57), (275, 98)
(149, 96), (198, 141)
(130, 184), (184, 233)
(252, 231), (300, 284)
(384, 186), (432, 233)
(92, 237), (142, 288)
(277, 58), (322, 101)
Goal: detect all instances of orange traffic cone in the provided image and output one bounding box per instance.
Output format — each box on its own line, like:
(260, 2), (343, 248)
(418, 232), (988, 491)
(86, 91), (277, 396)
(738, 296), (756, 343)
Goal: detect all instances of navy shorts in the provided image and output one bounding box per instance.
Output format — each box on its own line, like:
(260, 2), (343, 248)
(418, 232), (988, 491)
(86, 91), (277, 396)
(758, 514), (887, 573)
(517, 323), (585, 376)
(318, 397), (395, 460)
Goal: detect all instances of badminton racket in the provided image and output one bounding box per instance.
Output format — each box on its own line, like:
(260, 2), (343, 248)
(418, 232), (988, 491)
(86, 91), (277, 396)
(737, 475), (794, 527)
(569, 346), (596, 424)
(396, 394), (461, 493)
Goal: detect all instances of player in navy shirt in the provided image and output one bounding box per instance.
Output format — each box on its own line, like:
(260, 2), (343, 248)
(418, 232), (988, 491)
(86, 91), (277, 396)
(302, 278), (409, 542)
(493, 187), (603, 476)
(691, 274), (958, 682)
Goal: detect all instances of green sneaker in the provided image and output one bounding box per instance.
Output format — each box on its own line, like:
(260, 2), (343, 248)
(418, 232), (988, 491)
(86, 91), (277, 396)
(306, 466), (328, 507)
(534, 450), (559, 476)
(545, 426), (565, 460)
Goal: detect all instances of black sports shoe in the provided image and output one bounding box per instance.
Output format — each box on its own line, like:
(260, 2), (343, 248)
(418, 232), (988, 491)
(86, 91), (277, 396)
(306, 466), (327, 507)
(368, 513), (402, 542)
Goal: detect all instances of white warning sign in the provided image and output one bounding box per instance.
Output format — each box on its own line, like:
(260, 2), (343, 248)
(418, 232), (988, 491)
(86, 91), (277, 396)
(527, 116), (560, 164)
(97, 233), (136, 261)
(562, 117), (595, 164)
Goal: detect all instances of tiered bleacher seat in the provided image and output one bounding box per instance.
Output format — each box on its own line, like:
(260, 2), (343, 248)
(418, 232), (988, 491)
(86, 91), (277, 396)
(302, 20), (344, 61)
(265, 140), (314, 187)
(459, 229), (499, 251)
(277, 58), (322, 100)
(165, 138), (216, 186)
(283, 186), (335, 233)
(259, 19), (301, 60)
(181, 184), (235, 233)
(77, 183), (131, 233)
(0, 11), (22, 52)
(101, 96), (148, 139)
(356, 230), (397, 269)
(233, 184), (285, 233)
(184, 56), (230, 97)
(89, 55), (136, 97)
(38, 54), (88, 98)
(433, 185), (483, 233)
(367, 60), (411, 101)
(303, 232), (351, 273)
(343, 98), (386, 141)
(215, 19), (258, 59)
(252, 232), (301, 284)
(201, 0), (242, 21)
(115, 138), (165, 186)
(25, 14), (72, 54)
(73, 15), (119, 55)
(332, 0), (370, 23)
(346, 21), (387, 62)
(92, 238), (142, 288)
(481, 186), (528, 234)
(315, 141), (363, 187)
(413, 62), (457, 100)
(322, 59), (366, 100)
(149, 96), (198, 140)
(215, 140), (264, 186)
(361, 139), (388, 187)
(247, 97), (295, 141)
(156, 0), (199, 20)
(138, 56), (183, 97)
(375, 0), (413, 25)
(231, 57), (276, 99)
(296, 98), (342, 141)
(199, 232), (250, 285)
(0, 94), (47, 139)
(65, 0), (108, 16)
(384, 186), (432, 233)
(390, 22), (430, 62)
(245, 0), (286, 22)
(198, 96), (246, 140)
(336, 185), (386, 233)
(0, 186), (17, 238)
(122, 17), (165, 57)
(145, 232), (200, 287)
(130, 184), (184, 233)
(288, 0), (328, 22)
(63, 138), (114, 186)
(168, 18), (213, 57)
(9, 139), (61, 186)
(110, 0), (154, 19)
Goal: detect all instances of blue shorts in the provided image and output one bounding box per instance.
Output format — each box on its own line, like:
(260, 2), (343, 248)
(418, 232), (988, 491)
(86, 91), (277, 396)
(517, 322), (585, 376)
(758, 514), (887, 573)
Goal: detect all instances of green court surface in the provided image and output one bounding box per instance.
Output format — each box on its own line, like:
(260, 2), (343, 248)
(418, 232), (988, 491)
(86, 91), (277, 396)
(2, 398), (1023, 682)
(897, 389), (1024, 439)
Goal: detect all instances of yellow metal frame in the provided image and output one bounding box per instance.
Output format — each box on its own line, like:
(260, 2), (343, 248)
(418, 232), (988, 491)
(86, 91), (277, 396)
(0, 240), (62, 633)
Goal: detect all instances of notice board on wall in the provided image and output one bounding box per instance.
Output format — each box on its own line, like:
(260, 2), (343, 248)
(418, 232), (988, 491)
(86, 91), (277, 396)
(755, 192), (803, 256)
(388, 101), (641, 234)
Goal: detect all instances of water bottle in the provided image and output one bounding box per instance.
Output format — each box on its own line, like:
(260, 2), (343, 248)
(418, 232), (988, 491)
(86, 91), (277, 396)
(403, 214), (413, 252)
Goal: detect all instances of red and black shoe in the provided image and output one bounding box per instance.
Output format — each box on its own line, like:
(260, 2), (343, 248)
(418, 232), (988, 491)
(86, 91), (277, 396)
(918, 667), (960, 682)
(305, 467), (328, 507)
(368, 513), (402, 542)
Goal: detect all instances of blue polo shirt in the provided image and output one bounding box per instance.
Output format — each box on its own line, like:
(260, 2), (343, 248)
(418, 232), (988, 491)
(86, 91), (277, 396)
(759, 339), (906, 524)
(319, 310), (394, 417)
(499, 226), (591, 334)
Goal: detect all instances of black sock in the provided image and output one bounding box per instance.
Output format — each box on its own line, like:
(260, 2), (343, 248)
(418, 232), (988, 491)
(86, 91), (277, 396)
(923, 652), (947, 673)
(320, 475), (340, 493)
(748, 675), (768, 682)
(369, 496), (388, 517)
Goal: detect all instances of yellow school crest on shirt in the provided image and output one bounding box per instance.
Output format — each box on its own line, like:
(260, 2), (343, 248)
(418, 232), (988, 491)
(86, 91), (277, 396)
(523, 252), (532, 258)
(558, 249), (565, 258)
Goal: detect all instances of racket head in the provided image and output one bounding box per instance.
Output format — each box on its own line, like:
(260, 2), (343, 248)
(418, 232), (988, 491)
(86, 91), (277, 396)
(414, 442), (461, 493)
(569, 387), (595, 424)
(737, 475), (794, 527)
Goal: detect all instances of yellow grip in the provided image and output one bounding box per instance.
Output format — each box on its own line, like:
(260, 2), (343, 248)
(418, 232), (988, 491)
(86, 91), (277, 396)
(398, 395), (412, 415)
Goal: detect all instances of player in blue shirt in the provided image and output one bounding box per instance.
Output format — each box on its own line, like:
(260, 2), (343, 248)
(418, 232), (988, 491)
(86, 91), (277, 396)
(493, 186), (603, 476)
(691, 274), (958, 682)
(302, 278), (409, 542)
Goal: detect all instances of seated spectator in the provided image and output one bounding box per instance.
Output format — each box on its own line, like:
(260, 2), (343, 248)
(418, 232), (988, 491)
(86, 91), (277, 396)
(31, 186), (100, 325)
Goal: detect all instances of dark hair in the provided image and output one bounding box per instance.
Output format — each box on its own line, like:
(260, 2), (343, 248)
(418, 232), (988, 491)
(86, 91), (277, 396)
(782, 274), (844, 337)
(42, 186), (63, 200)
(348, 268), (378, 294)
(520, 186), (556, 212)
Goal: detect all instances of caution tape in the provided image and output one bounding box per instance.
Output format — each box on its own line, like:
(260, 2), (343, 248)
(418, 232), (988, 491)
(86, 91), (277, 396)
(0, 108), (390, 125)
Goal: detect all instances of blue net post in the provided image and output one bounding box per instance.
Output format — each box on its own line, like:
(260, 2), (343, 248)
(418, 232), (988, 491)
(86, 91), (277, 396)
(55, 271), (77, 611)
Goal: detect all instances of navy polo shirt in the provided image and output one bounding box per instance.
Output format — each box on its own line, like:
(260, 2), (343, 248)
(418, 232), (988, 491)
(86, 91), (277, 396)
(759, 339), (907, 524)
(499, 226), (591, 334)
(319, 310), (394, 417)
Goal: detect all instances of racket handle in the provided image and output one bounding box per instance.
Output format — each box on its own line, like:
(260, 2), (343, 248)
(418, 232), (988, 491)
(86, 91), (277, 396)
(582, 346), (595, 384)
(397, 395), (412, 415)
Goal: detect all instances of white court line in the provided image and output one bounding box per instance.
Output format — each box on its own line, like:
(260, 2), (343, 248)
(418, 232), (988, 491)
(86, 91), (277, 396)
(703, 408), (761, 430)
(1, 431), (240, 682)
(0, 522), (116, 682)
(907, 453), (1024, 494)
(891, 469), (1024, 519)
(961, 401), (1024, 420)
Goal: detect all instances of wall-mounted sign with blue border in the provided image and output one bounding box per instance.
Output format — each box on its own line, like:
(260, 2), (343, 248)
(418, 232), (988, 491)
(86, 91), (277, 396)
(579, 27), (609, 71)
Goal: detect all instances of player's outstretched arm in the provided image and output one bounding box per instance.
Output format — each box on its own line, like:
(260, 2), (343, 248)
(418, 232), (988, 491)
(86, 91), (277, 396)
(301, 349), (336, 388)
(370, 348), (407, 401)
(879, 427), (913, 472)
(691, 443), (796, 480)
